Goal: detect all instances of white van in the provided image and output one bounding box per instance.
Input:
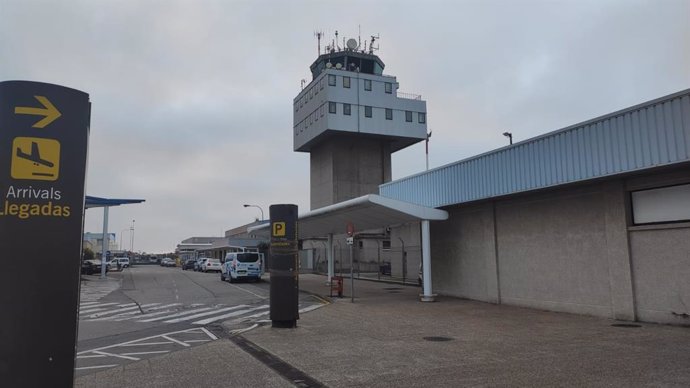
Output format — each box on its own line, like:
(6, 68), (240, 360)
(109, 257), (130, 269)
(221, 252), (264, 282)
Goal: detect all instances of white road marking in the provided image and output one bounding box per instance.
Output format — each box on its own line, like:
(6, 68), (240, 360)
(118, 341), (174, 347)
(138, 306), (215, 322)
(200, 327), (218, 340)
(228, 310), (270, 324)
(181, 339), (211, 343)
(108, 303), (182, 321)
(86, 304), (156, 319)
(120, 351), (170, 356)
(163, 305), (249, 323)
(88, 303), (161, 320)
(225, 282), (268, 299)
(76, 354), (107, 359)
(92, 350), (140, 361)
(161, 335), (190, 347)
(192, 305), (269, 325)
(299, 304), (325, 314)
(75, 364), (119, 371)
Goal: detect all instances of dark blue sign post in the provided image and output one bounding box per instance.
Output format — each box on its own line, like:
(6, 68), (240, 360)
(0, 81), (90, 386)
(269, 204), (299, 328)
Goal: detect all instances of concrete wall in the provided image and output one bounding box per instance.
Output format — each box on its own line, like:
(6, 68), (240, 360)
(310, 135), (391, 210)
(494, 185), (615, 317)
(430, 165), (690, 324)
(626, 169), (690, 325)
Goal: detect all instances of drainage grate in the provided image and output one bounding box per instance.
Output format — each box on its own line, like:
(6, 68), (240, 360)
(423, 336), (454, 342)
(383, 287), (403, 291)
(611, 323), (642, 328)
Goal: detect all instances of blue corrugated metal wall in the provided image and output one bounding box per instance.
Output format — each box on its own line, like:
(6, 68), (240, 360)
(380, 89), (690, 207)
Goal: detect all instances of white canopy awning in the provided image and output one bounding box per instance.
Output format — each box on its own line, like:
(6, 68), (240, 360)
(247, 194), (448, 239)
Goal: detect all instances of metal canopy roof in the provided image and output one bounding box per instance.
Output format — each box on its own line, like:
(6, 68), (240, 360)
(248, 194), (448, 239)
(85, 196), (145, 209)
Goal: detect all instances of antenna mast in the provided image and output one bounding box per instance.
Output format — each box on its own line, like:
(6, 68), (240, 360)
(314, 30), (323, 55)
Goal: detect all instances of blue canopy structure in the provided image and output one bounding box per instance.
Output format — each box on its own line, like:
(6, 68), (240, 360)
(85, 196), (145, 209)
(85, 195), (145, 278)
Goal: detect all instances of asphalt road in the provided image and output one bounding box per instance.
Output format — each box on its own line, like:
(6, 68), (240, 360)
(75, 265), (323, 376)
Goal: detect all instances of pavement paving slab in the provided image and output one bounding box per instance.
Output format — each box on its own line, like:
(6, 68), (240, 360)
(75, 273), (690, 387)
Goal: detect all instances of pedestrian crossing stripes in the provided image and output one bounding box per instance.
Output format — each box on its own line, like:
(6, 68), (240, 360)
(78, 301), (323, 326)
(79, 278), (122, 303)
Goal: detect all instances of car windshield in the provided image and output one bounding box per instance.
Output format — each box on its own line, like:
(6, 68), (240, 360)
(236, 253), (260, 263)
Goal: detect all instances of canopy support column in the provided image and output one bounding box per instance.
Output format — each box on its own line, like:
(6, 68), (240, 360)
(420, 219), (435, 302)
(100, 206), (109, 279)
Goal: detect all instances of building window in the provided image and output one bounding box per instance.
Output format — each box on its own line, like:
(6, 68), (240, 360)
(320, 78), (325, 89)
(343, 76), (351, 88)
(382, 240), (391, 250)
(328, 75), (336, 86)
(418, 112), (426, 123)
(365, 106), (372, 118)
(631, 183), (690, 225)
(364, 79), (372, 91)
(329, 101), (336, 114)
(321, 105), (324, 116)
(385, 82), (392, 94)
(358, 240), (363, 248)
(385, 108), (393, 120)
(343, 103), (351, 115)
(405, 111), (412, 122)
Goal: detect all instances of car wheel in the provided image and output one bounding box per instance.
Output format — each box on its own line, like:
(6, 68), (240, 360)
(220, 272), (225, 281)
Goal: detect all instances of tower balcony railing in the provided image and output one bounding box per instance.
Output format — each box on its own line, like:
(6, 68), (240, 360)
(397, 91), (422, 100)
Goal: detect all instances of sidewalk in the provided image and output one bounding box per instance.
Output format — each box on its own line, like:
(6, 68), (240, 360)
(76, 274), (690, 387)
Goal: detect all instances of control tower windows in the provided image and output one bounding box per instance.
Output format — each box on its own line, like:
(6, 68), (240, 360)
(328, 75), (336, 86)
(343, 77), (351, 88)
(386, 108), (393, 120)
(385, 82), (392, 94)
(364, 79), (372, 91)
(418, 112), (426, 123)
(343, 103), (351, 115)
(329, 102), (337, 114)
(365, 106), (372, 118)
(405, 111), (413, 122)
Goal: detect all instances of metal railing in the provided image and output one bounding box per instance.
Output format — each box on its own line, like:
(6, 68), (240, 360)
(397, 91), (422, 100)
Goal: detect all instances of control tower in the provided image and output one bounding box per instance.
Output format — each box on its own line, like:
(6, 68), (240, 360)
(294, 34), (428, 210)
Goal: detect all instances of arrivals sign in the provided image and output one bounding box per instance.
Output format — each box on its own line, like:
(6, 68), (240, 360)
(0, 81), (90, 386)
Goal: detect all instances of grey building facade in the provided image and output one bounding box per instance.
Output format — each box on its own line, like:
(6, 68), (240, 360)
(381, 89), (690, 325)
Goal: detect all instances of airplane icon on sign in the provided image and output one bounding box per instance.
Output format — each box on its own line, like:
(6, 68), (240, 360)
(16, 141), (55, 168)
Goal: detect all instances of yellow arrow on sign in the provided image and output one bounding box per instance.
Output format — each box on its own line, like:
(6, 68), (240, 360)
(14, 95), (62, 128)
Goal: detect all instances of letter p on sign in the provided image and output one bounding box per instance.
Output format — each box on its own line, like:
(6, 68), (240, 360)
(272, 222), (286, 237)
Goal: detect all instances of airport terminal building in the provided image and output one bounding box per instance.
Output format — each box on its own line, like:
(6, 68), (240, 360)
(381, 89), (690, 325)
(286, 37), (690, 325)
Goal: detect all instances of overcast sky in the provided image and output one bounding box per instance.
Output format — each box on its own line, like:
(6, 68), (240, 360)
(2, 0), (688, 253)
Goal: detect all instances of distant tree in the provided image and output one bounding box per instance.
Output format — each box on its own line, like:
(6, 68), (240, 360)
(83, 247), (95, 261)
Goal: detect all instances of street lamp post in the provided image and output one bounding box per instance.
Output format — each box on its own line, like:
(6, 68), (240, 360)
(243, 204), (265, 221)
(503, 132), (513, 145)
(130, 219), (135, 253)
(425, 131), (432, 171)
(119, 228), (129, 251)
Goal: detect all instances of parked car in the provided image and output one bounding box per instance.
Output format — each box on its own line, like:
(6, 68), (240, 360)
(222, 252), (264, 282)
(182, 259), (196, 270)
(160, 258), (176, 267)
(109, 257), (130, 269)
(194, 258), (208, 271)
(202, 258), (222, 272)
(81, 260), (108, 275)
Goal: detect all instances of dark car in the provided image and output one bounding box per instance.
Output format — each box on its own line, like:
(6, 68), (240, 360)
(81, 260), (108, 275)
(182, 259), (196, 270)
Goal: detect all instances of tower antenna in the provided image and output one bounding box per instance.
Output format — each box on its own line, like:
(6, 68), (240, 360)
(314, 30), (323, 56)
(335, 30), (340, 51)
(369, 34), (380, 54)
